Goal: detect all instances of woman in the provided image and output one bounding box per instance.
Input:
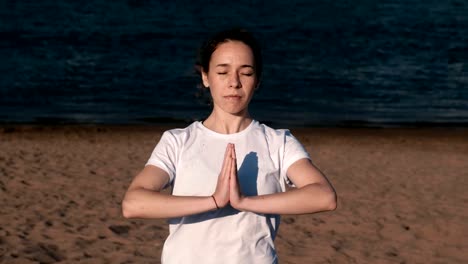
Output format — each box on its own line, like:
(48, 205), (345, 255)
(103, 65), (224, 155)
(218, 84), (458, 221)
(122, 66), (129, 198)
(122, 28), (337, 264)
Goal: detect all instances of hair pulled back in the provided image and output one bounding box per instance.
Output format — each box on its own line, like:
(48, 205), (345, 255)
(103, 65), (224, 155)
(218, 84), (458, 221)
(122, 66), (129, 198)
(196, 28), (263, 80)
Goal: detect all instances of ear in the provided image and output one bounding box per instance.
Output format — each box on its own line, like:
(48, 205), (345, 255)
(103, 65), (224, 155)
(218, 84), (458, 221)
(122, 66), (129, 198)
(201, 71), (210, 88)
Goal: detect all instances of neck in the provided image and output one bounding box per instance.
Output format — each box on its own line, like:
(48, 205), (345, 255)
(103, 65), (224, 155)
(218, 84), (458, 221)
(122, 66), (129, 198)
(203, 109), (253, 134)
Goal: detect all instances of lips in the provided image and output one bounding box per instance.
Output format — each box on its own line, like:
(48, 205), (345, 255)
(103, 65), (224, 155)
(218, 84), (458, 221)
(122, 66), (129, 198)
(224, 95), (242, 100)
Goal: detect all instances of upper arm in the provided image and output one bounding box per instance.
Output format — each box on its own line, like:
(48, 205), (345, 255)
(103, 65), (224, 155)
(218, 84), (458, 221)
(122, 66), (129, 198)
(280, 130), (322, 188)
(133, 130), (180, 192)
(286, 158), (332, 189)
(127, 165), (170, 192)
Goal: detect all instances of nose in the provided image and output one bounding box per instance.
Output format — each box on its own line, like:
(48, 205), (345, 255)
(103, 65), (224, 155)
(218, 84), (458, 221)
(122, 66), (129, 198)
(229, 73), (242, 88)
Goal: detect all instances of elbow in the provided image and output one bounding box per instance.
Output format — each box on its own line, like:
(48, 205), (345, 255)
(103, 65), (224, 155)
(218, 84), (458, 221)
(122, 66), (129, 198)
(122, 197), (138, 219)
(325, 190), (337, 211)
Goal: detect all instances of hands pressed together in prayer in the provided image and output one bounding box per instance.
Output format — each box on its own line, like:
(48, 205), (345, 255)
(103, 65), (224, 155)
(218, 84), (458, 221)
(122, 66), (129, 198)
(212, 143), (245, 210)
(123, 140), (336, 219)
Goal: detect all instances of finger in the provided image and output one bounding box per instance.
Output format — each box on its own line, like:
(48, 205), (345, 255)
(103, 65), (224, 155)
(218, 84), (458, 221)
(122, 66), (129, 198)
(230, 145), (237, 175)
(230, 157), (236, 183)
(229, 157), (236, 189)
(221, 143), (231, 168)
(230, 157), (236, 187)
(231, 147), (240, 191)
(224, 146), (233, 179)
(220, 144), (231, 177)
(230, 144), (237, 176)
(230, 156), (239, 195)
(232, 144), (237, 164)
(230, 152), (237, 180)
(229, 154), (237, 176)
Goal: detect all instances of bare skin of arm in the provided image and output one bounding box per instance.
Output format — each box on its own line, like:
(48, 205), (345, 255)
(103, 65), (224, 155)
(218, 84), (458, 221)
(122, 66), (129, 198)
(122, 144), (233, 219)
(123, 143), (336, 219)
(229, 144), (337, 214)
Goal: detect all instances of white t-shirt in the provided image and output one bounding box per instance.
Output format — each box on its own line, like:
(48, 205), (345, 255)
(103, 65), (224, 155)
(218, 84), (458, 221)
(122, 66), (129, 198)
(146, 120), (310, 264)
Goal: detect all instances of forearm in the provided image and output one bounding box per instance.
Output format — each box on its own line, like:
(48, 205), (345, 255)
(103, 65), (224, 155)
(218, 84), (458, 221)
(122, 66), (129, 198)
(238, 183), (337, 215)
(122, 188), (216, 219)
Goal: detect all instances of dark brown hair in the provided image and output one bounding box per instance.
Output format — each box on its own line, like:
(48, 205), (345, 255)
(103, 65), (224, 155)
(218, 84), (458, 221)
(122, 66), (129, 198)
(196, 28), (263, 80)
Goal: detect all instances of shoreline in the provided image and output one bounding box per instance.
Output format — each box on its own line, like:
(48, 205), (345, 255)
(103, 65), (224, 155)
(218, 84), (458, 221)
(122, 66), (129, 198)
(2, 122), (468, 131)
(2, 118), (468, 131)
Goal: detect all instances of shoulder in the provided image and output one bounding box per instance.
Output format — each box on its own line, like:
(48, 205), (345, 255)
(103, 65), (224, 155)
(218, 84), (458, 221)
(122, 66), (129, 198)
(159, 122), (200, 146)
(253, 121), (292, 143)
(253, 121), (307, 154)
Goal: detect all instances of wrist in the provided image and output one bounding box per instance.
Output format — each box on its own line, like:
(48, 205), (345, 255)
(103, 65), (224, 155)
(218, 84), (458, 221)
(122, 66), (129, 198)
(211, 195), (220, 210)
(236, 196), (251, 212)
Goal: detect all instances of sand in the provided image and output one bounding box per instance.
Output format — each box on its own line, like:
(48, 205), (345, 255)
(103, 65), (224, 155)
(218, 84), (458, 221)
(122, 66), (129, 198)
(0, 125), (467, 263)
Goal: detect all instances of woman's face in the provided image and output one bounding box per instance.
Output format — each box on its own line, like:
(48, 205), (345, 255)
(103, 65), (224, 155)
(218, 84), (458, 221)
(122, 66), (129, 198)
(202, 41), (258, 116)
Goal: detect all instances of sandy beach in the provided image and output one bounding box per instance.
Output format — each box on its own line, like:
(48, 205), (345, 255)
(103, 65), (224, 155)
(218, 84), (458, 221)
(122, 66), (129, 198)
(0, 125), (467, 263)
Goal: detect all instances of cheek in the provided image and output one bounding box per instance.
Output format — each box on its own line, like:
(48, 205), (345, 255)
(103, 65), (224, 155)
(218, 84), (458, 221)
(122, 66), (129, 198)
(242, 77), (257, 88)
(207, 76), (218, 88)
(209, 75), (228, 88)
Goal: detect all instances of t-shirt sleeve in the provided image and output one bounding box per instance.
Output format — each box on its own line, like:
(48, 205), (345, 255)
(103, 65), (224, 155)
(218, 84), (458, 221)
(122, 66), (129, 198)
(145, 131), (179, 186)
(281, 130), (311, 186)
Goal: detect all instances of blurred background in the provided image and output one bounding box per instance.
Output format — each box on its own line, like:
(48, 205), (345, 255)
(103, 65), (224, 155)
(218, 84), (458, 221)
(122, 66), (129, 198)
(0, 0), (467, 127)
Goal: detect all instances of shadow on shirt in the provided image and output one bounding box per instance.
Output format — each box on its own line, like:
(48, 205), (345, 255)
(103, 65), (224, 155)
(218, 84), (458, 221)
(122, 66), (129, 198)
(169, 152), (261, 225)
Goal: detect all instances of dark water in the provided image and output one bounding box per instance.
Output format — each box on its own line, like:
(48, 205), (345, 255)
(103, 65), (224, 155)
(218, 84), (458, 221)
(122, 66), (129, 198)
(1, 0), (467, 127)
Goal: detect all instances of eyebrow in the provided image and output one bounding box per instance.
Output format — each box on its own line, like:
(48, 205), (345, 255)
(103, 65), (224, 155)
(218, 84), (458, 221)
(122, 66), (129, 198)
(215, 63), (254, 69)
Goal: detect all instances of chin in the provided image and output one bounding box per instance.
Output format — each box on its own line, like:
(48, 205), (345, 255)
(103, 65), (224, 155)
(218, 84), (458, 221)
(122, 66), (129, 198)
(214, 101), (250, 116)
(223, 106), (248, 116)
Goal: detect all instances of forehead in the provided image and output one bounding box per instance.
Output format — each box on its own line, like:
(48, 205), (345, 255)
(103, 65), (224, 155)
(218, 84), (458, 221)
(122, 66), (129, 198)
(210, 41), (254, 65)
